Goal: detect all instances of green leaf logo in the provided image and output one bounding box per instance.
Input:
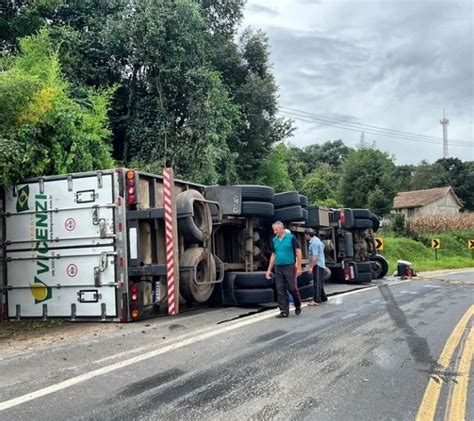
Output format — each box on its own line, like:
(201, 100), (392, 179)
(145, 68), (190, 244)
(16, 185), (30, 212)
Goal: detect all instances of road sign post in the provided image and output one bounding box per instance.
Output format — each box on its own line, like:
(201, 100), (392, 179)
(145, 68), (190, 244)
(431, 238), (440, 261)
(375, 237), (384, 252)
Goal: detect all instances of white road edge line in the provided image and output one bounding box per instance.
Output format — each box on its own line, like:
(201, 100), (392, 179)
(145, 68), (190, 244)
(0, 278), (408, 411)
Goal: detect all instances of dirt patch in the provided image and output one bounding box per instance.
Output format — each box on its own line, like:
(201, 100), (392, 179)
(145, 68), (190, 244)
(0, 320), (128, 357)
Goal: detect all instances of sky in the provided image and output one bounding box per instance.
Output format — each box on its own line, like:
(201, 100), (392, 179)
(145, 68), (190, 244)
(241, 0), (474, 165)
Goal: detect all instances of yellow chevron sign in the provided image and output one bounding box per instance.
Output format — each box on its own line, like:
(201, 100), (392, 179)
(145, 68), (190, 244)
(431, 239), (441, 249)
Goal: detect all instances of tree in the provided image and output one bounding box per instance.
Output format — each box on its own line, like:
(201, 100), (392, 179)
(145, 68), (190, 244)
(0, 29), (114, 186)
(338, 146), (397, 216)
(257, 143), (294, 192)
(1, 0), (293, 185)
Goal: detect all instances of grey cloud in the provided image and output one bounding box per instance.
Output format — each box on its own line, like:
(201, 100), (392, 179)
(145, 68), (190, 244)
(243, 0), (473, 163)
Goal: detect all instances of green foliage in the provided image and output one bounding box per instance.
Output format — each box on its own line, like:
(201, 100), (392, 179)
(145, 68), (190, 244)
(390, 213), (407, 237)
(382, 231), (474, 273)
(338, 146), (397, 216)
(0, 29), (114, 186)
(2, 0), (292, 185)
(257, 143), (294, 192)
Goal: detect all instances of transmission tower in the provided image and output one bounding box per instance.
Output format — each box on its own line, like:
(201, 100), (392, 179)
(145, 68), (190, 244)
(440, 109), (449, 158)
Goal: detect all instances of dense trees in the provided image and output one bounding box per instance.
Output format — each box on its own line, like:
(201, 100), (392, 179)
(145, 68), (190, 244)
(0, 0), (290, 184)
(0, 1), (472, 213)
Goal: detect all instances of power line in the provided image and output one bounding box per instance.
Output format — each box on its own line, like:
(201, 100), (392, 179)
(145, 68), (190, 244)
(280, 106), (473, 148)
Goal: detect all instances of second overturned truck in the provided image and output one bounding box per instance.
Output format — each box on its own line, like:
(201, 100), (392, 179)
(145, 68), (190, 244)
(1, 168), (388, 322)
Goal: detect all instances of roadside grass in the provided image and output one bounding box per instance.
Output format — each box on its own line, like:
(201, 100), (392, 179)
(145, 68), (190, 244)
(379, 229), (474, 274)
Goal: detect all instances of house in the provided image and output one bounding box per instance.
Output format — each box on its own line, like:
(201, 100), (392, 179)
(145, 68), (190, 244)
(393, 186), (463, 219)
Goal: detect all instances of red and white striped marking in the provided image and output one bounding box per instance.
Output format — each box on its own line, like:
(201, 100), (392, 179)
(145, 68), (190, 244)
(163, 168), (176, 315)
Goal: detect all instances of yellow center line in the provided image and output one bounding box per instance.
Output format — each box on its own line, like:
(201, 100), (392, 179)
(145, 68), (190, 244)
(447, 324), (474, 421)
(416, 305), (474, 421)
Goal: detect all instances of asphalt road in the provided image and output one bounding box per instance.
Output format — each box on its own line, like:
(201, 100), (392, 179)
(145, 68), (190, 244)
(0, 272), (473, 421)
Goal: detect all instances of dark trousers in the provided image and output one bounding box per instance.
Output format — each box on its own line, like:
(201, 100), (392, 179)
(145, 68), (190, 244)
(275, 265), (301, 313)
(313, 266), (327, 302)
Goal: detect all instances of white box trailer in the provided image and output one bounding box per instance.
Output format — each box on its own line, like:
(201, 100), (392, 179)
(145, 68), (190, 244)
(1, 169), (221, 322)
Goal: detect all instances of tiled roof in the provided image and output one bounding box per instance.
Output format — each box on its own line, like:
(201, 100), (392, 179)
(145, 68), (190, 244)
(393, 186), (463, 209)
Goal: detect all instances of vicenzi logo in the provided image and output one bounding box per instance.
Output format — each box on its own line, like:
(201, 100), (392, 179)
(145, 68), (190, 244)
(30, 193), (52, 304)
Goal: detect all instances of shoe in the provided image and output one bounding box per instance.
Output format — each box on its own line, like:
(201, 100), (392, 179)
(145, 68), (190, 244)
(295, 307), (301, 315)
(276, 312), (289, 318)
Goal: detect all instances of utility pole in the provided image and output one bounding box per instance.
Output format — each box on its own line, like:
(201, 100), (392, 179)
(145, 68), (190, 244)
(440, 109), (449, 158)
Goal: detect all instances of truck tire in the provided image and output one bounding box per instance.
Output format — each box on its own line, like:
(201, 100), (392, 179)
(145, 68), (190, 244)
(179, 248), (216, 304)
(356, 272), (372, 283)
(274, 205), (304, 222)
(356, 261), (372, 273)
(177, 190), (212, 243)
(353, 218), (373, 229)
(234, 288), (274, 305)
(241, 201), (274, 217)
(352, 209), (371, 219)
(305, 206), (321, 227)
(370, 254), (389, 279)
(299, 282), (314, 300)
(235, 185), (275, 202)
(297, 272), (312, 287)
(273, 191), (300, 208)
(299, 194), (309, 208)
(229, 271), (273, 289)
(369, 211), (381, 232)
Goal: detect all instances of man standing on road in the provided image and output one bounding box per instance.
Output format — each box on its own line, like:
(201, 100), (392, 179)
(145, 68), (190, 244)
(305, 228), (327, 306)
(265, 221), (302, 318)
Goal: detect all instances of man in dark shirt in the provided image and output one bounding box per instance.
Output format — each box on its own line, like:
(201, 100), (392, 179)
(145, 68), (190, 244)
(265, 221), (302, 318)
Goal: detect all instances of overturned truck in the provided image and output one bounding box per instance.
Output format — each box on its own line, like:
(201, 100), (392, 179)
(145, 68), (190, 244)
(0, 169), (388, 321)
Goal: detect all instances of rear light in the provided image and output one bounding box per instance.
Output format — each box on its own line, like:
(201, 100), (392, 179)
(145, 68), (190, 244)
(339, 211), (346, 226)
(130, 283), (140, 320)
(126, 170), (136, 205)
(344, 266), (350, 281)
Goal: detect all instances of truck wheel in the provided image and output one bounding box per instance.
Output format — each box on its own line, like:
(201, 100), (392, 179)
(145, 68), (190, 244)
(235, 185), (275, 202)
(299, 282), (314, 300)
(177, 190), (212, 243)
(370, 254), (389, 279)
(274, 205), (304, 222)
(352, 209), (371, 219)
(234, 288), (275, 305)
(228, 271), (273, 289)
(297, 272), (312, 287)
(356, 261), (372, 273)
(369, 211), (381, 231)
(356, 272), (372, 283)
(241, 201), (274, 217)
(179, 248), (216, 303)
(273, 191), (301, 208)
(299, 194), (309, 208)
(353, 218), (373, 229)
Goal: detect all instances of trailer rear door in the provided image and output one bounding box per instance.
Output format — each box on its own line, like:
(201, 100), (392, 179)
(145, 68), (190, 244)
(3, 172), (119, 320)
